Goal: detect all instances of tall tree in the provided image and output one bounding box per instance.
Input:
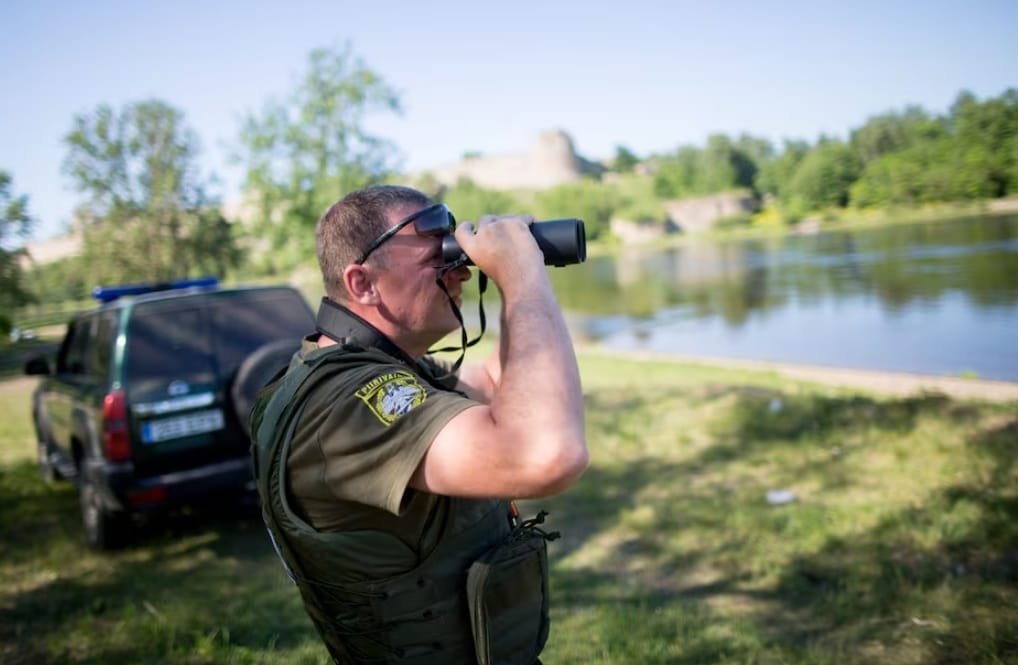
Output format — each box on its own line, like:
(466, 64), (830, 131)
(849, 106), (943, 164)
(698, 134), (758, 193)
(533, 178), (620, 240)
(948, 88), (1018, 198)
(612, 145), (640, 173)
(0, 170), (35, 334)
(755, 139), (810, 200)
(235, 45), (401, 269)
(652, 134), (762, 199)
(653, 146), (699, 198)
(63, 99), (238, 285)
(785, 139), (861, 214)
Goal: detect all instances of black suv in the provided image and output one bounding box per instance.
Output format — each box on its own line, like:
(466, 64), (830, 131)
(25, 278), (314, 549)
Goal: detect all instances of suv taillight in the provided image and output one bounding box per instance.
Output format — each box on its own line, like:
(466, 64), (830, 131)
(102, 390), (132, 461)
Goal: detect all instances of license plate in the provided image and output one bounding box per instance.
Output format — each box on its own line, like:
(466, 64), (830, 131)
(141, 409), (225, 443)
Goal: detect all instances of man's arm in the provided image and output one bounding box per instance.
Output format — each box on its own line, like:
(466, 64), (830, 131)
(410, 216), (588, 499)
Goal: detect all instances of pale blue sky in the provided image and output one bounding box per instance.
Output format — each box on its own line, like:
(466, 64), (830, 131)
(3, 0), (1016, 240)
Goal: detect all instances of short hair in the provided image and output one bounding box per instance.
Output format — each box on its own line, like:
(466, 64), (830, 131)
(315, 185), (433, 300)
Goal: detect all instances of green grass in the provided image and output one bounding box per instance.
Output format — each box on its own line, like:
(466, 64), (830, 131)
(1, 348), (1016, 664)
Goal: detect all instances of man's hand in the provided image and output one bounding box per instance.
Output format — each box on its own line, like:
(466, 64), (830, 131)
(452, 215), (544, 291)
(411, 213), (588, 500)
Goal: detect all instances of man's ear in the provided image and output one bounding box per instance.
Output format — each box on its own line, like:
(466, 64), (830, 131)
(343, 264), (380, 305)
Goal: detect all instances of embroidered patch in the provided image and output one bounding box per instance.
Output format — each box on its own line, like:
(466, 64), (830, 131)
(356, 371), (427, 426)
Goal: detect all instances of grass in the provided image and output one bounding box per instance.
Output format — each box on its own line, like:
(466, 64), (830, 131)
(1, 347), (1016, 664)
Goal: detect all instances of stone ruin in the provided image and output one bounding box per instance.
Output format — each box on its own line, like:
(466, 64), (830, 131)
(417, 130), (603, 191)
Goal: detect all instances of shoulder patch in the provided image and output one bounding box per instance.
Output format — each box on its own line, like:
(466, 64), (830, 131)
(355, 371), (428, 426)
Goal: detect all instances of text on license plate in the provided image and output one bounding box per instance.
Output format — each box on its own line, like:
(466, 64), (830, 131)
(141, 409), (225, 443)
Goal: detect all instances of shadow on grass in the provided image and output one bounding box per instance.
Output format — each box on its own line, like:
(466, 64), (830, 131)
(0, 459), (320, 664)
(769, 411), (1018, 661)
(535, 385), (1018, 663)
(3, 379), (1014, 664)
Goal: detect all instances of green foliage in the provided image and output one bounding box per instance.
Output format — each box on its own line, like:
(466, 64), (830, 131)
(437, 175), (665, 243)
(24, 256), (89, 306)
(611, 145), (640, 173)
(0, 171), (36, 334)
(533, 179), (621, 240)
(62, 100), (241, 286)
(235, 45), (401, 272)
(786, 139), (861, 214)
(753, 139), (809, 200)
(850, 139), (955, 207)
(609, 173), (665, 221)
(3, 354), (1016, 664)
(437, 178), (524, 222)
(949, 89), (1018, 197)
(850, 90), (1018, 208)
(652, 146), (699, 198)
(849, 106), (943, 164)
(653, 134), (765, 199)
(641, 88), (1018, 218)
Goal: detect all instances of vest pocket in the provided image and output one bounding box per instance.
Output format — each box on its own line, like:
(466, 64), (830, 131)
(466, 530), (550, 665)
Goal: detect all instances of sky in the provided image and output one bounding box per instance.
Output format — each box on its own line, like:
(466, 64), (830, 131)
(3, 0), (1017, 241)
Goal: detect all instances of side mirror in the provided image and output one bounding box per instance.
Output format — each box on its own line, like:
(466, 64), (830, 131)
(24, 356), (51, 376)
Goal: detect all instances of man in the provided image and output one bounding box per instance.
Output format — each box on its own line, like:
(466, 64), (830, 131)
(250, 185), (588, 664)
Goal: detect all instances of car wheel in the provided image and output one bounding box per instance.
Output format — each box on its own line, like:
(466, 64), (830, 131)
(80, 474), (129, 550)
(231, 339), (301, 438)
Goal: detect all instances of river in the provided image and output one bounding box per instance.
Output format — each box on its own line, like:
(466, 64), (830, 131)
(546, 214), (1018, 382)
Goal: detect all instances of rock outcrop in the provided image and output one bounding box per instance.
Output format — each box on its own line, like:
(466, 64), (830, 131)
(664, 192), (759, 233)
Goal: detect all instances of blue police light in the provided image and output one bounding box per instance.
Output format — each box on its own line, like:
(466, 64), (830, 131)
(92, 276), (220, 303)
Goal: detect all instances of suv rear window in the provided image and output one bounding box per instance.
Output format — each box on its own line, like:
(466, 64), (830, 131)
(209, 289), (312, 371)
(125, 289), (311, 400)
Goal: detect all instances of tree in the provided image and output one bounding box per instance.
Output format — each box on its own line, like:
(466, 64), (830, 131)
(612, 145), (640, 173)
(0, 170), (35, 334)
(235, 45), (401, 269)
(755, 139), (810, 199)
(849, 106), (943, 164)
(785, 139), (861, 214)
(948, 89), (1018, 198)
(63, 99), (239, 285)
(438, 178), (522, 223)
(653, 146), (699, 198)
(652, 134), (762, 199)
(533, 178), (620, 240)
(25, 256), (89, 306)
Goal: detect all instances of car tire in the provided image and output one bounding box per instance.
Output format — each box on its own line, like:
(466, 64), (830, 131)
(35, 416), (59, 483)
(80, 473), (129, 550)
(38, 440), (59, 482)
(231, 339), (301, 438)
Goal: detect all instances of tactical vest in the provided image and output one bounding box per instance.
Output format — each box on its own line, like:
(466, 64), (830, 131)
(251, 340), (552, 665)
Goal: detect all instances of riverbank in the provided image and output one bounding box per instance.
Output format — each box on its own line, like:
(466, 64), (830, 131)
(584, 195), (1018, 257)
(579, 345), (1018, 403)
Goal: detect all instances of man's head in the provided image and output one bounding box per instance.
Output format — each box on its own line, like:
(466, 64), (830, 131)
(316, 185), (434, 301)
(316, 185), (471, 357)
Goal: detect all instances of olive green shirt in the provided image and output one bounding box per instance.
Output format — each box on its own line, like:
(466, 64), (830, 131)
(285, 338), (477, 573)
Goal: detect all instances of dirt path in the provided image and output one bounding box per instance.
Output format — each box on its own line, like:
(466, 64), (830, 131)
(0, 376), (36, 395)
(580, 346), (1018, 403)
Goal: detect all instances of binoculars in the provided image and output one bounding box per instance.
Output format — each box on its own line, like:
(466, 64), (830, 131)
(441, 219), (587, 268)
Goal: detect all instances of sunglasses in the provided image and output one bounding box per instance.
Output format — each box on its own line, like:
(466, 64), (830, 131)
(354, 203), (456, 265)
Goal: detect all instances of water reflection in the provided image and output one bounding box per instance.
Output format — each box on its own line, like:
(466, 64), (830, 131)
(547, 214), (1018, 380)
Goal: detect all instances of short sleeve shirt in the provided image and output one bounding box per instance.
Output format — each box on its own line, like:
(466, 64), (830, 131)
(286, 339), (478, 540)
